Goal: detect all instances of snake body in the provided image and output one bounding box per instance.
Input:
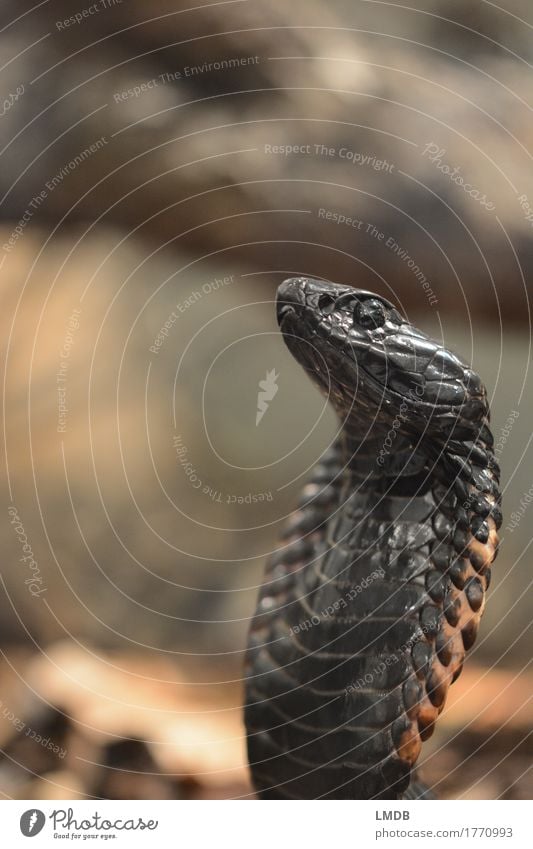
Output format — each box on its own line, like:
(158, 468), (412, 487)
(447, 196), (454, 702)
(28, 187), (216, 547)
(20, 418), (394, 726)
(244, 278), (501, 799)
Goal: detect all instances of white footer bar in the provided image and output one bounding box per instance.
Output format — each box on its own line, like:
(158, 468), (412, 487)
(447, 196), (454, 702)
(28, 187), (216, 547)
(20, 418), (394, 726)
(3, 799), (529, 847)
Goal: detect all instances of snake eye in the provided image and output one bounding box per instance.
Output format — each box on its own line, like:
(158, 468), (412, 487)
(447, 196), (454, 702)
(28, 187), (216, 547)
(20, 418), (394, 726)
(354, 299), (386, 329)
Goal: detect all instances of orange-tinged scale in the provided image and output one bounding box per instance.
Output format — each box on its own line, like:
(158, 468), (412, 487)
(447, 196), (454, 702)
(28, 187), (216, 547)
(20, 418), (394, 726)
(416, 696), (439, 738)
(397, 722), (422, 765)
(438, 622), (465, 675)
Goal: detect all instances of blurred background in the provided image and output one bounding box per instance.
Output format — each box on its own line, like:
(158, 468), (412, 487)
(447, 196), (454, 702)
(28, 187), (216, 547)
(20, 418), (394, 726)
(0, 0), (531, 800)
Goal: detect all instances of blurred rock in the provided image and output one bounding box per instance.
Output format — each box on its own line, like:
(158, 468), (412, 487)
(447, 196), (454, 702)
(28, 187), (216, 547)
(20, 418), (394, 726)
(0, 1), (532, 321)
(0, 643), (250, 799)
(1, 647), (530, 799)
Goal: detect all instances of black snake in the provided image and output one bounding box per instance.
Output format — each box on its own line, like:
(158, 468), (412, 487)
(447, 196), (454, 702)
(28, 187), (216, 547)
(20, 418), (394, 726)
(244, 277), (502, 799)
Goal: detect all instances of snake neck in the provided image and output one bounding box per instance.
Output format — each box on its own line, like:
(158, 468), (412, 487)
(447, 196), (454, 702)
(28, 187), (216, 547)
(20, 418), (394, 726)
(329, 415), (501, 594)
(338, 412), (500, 494)
(335, 425), (432, 516)
(329, 416), (502, 588)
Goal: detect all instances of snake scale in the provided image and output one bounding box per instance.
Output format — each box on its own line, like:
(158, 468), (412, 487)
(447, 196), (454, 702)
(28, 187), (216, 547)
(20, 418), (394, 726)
(244, 277), (502, 799)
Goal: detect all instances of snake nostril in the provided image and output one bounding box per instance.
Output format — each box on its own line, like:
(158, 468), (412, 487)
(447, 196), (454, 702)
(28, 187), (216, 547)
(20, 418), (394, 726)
(277, 302), (296, 322)
(318, 293), (336, 312)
